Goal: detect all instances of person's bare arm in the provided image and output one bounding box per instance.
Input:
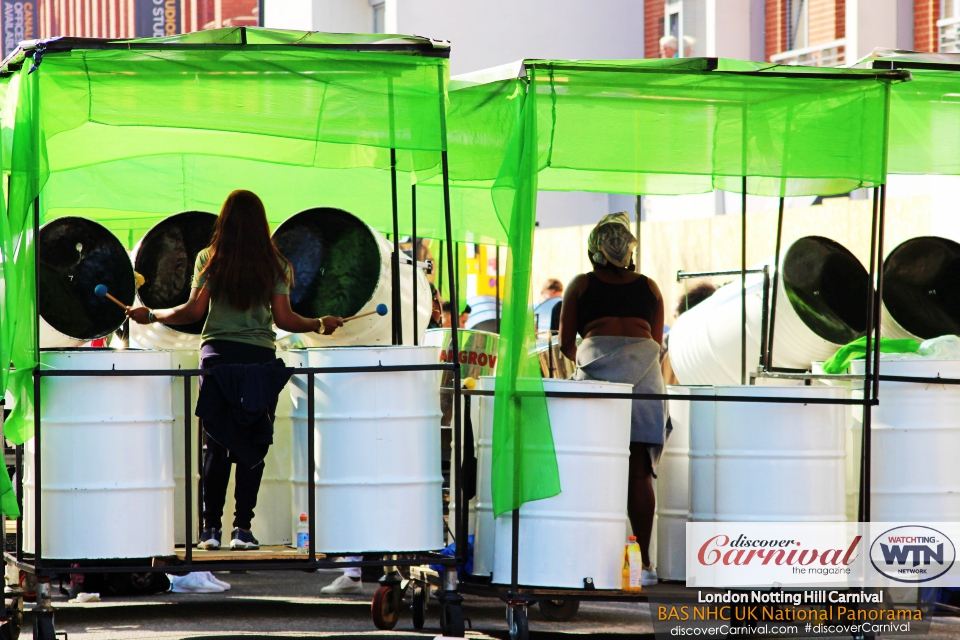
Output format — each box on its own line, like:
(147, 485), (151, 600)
(559, 274), (587, 362)
(647, 277), (665, 346)
(271, 293), (343, 335)
(127, 287), (210, 325)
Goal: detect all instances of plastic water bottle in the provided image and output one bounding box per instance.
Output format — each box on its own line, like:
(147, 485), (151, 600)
(622, 535), (642, 592)
(297, 513), (309, 554)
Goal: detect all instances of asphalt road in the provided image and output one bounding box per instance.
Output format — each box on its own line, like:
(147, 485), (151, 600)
(19, 570), (960, 640)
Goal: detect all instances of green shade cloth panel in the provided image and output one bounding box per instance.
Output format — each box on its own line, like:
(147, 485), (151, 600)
(446, 58), (905, 518)
(822, 336), (921, 374)
(853, 50), (960, 176)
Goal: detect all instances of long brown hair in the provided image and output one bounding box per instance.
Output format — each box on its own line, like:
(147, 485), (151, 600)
(201, 190), (292, 311)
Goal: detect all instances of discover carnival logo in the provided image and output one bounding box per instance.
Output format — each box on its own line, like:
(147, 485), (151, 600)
(869, 525), (956, 583)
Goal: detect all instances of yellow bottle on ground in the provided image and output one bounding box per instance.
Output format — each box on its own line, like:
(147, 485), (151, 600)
(622, 535), (642, 592)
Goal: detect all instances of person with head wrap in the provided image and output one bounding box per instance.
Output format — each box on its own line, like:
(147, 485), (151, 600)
(559, 212), (667, 587)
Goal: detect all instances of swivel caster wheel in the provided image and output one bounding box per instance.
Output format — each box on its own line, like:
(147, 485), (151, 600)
(0, 609), (20, 640)
(32, 611), (55, 640)
(411, 584), (428, 630)
(508, 605), (528, 640)
(371, 585), (402, 630)
(441, 603), (465, 637)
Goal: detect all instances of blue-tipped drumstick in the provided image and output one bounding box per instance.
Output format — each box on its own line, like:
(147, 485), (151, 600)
(343, 303), (388, 323)
(94, 284), (130, 310)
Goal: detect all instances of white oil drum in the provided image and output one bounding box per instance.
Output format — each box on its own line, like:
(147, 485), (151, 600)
(273, 208), (431, 349)
(289, 352), (312, 543)
(291, 346), (443, 553)
(24, 349), (175, 559)
(811, 361), (863, 521)
(660, 387), (693, 581)
(131, 211), (217, 352)
(671, 237), (868, 384)
(423, 328), (499, 545)
(221, 350), (300, 545)
(447, 391), (481, 547)
(713, 385), (846, 522)
(472, 376), (496, 576)
(171, 350), (200, 546)
(688, 387), (717, 522)
(489, 378), (633, 589)
(39, 217), (136, 348)
(852, 359), (960, 521)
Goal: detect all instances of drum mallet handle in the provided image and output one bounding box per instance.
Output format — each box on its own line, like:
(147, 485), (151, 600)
(94, 284), (130, 310)
(343, 303), (389, 323)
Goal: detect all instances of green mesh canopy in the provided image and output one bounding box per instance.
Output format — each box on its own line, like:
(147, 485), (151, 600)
(441, 58), (907, 517)
(854, 49), (960, 176)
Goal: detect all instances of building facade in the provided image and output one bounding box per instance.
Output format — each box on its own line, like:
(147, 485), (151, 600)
(642, 0), (956, 67)
(2, 0), (259, 58)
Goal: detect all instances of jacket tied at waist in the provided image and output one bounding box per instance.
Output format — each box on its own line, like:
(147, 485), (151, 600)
(196, 359), (294, 468)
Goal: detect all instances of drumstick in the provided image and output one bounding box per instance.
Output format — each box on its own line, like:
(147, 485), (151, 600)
(343, 303), (388, 323)
(94, 284), (130, 310)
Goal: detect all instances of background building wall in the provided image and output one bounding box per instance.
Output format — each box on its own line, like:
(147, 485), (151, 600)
(264, 0), (373, 34)
(392, 0), (645, 77)
(914, 0), (939, 51)
(533, 195), (933, 321)
(645, 0), (665, 58)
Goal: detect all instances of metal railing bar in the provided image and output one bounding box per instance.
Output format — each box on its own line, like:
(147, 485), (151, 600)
(4, 555), (457, 576)
(442, 388), (875, 405)
(36, 363), (456, 377)
(677, 268), (766, 281)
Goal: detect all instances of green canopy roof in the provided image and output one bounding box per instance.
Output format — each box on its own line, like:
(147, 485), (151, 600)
(447, 58), (909, 518)
(854, 49), (960, 176)
(1, 28), (454, 245)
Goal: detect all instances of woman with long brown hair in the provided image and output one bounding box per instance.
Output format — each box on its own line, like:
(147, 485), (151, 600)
(128, 190), (342, 551)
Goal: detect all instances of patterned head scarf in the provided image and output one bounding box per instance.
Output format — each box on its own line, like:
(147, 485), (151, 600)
(588, 212), (637, 268)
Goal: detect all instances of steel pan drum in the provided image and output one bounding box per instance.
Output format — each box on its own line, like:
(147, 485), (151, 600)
(39, 217), (135, 346)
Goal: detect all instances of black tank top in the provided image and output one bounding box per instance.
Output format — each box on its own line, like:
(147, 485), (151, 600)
(577, 272), (658, 337)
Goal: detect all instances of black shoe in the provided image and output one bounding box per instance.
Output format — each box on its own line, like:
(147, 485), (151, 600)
(198, 528), (222, 550)
(230, 528), (259, 550)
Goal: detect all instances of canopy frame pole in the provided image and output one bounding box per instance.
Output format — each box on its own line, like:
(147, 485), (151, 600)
(635, 195), (642, 271)
(862, 183), (886, 524)
(858, 186), (881, 523)
(411, 184), (418, 345)
(388, 77), (402, 346)
(495, 246), (501, 331)
(436, 67), (464, 573)
(32, 195), (42, 574)
(765, 197), (786, 370)
(390, 150), (402, 345)
(741, 177), (747, 385)
(308, 372), (317, 563)
(183, 376), (193, 564)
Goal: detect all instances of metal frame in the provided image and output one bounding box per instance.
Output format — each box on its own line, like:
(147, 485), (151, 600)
(11, 363), (459, 578)
(6, 38), (467, 638)
(438, 69), (896, 632)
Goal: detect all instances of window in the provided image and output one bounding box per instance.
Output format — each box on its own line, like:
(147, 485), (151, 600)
(372, 2), (385, 33)
(787, 0), (809, 51)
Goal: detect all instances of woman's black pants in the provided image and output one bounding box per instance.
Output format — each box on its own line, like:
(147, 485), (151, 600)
(199, 339), (277, 531)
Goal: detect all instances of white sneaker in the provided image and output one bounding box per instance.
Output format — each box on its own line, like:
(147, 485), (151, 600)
(320, 574), (363, 595)
(201, 571), (231, 591)
(641, 566), (659, 587)
(169, 572), (225, 594)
